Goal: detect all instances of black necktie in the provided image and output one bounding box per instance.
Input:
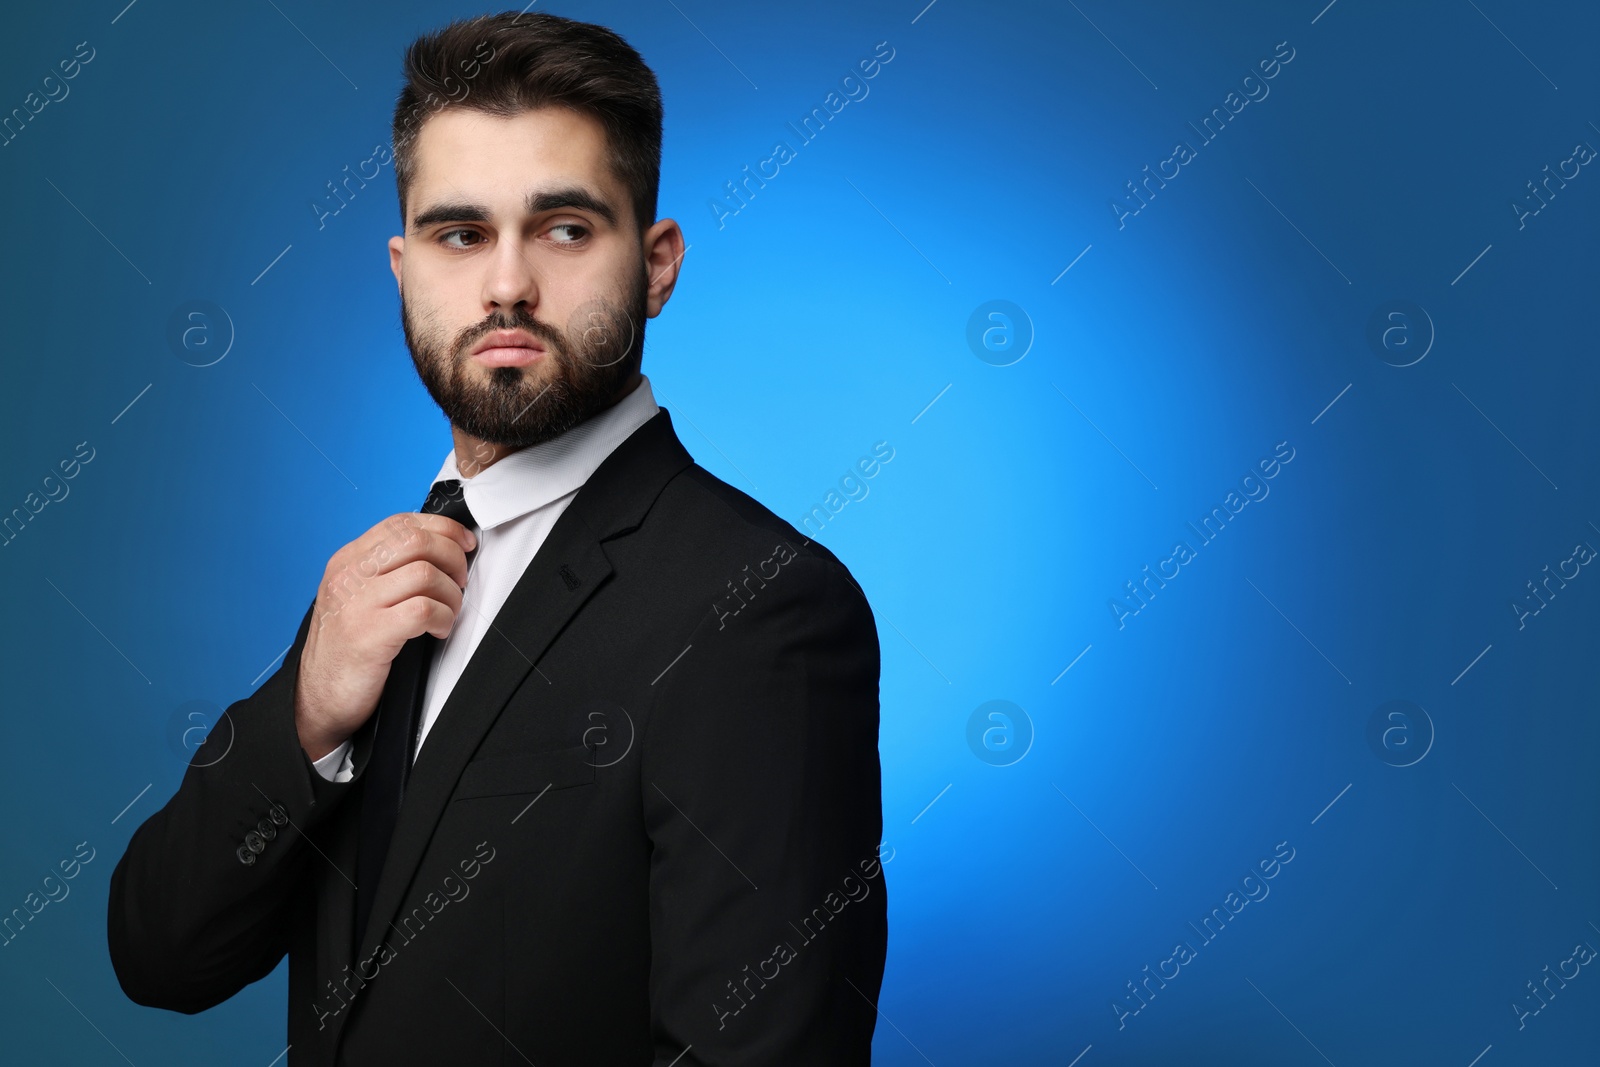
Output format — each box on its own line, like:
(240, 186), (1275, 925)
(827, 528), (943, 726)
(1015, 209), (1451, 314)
(353, 478), (478, 949)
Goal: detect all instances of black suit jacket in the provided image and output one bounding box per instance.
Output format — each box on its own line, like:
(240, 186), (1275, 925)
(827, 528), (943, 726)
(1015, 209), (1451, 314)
(108, 408), (888, 1065)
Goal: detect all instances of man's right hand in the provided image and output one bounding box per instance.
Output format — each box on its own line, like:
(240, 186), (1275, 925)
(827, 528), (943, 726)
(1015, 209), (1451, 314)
(293, 512), (476, 762)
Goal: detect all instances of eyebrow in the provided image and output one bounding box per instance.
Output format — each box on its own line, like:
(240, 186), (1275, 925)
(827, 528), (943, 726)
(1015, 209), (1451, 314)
(410, 185), (618, 233)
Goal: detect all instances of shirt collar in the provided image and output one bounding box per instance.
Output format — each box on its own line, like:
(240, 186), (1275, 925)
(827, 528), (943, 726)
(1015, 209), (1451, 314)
(430, 374), (660, 531)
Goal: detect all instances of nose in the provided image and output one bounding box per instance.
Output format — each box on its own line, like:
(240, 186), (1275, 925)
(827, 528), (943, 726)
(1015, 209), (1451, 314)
(481, 238), (540, 316)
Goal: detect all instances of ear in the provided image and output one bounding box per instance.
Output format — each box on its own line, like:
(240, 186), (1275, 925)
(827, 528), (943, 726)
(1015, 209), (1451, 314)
(388, 235), (405, 293)
(640, 218), (685, 319)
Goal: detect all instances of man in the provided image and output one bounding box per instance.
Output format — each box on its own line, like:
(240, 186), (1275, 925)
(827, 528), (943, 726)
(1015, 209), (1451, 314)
(107, 12), (887, 1065)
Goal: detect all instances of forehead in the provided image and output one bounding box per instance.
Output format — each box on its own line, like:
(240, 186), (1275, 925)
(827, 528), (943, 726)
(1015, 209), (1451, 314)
(407, 106), (621, 213)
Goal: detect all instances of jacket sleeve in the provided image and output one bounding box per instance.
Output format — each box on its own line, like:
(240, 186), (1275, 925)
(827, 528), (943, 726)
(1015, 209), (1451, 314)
(640, 554), (888, 1065)
(107, 597), (359, 1013)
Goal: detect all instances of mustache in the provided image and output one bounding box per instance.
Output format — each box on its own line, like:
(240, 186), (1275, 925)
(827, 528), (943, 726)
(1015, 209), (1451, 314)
(456, 312), (565, 358)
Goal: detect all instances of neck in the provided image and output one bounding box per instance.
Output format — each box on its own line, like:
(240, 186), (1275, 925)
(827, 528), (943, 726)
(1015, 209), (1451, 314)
(449, 434), (519, 480)
(450, 371), (643, 479)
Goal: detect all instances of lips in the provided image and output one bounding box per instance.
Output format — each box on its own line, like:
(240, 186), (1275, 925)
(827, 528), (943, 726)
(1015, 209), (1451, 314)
(470, 329), (546, 368)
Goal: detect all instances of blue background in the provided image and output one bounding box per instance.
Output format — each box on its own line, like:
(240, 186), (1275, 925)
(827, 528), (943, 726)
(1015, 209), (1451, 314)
(2, 0), (1596, 1063)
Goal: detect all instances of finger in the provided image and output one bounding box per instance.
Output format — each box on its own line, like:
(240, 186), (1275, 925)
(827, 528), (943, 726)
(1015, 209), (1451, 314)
(347, 512), (474, 569)
(414, 510), (477, 553)
(369, 560), (466, 617)
(356, 527), (471, 590)
(400, 530), (472, 590)
(391, 595), (460, 642)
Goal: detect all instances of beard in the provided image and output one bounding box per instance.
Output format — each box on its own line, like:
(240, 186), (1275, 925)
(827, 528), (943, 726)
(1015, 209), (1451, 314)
(401, 265), (647, 451)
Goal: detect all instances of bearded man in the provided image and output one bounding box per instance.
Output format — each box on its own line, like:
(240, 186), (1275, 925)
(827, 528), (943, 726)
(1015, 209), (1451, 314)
(107, 11), (887, 1065)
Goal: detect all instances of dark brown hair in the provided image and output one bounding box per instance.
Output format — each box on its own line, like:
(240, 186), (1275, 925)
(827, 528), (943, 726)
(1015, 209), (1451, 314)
(392, 11), (663, 236)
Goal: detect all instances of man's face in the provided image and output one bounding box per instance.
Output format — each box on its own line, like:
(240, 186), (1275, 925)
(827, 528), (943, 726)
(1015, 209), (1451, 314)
(390, 106), (651, 452)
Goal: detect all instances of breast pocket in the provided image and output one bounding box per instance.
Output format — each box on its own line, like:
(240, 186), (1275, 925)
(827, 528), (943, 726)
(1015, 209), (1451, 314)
(454, 742), (597, 799)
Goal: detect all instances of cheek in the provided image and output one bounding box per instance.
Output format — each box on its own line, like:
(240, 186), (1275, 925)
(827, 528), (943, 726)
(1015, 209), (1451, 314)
(558, 270), (640, 332)
(561, 300), (633, 364)
(404, 293), (476, 362)
(412, 270), (477, 323)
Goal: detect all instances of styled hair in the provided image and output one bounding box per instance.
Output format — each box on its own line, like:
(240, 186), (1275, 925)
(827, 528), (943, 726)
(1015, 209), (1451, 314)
(391, 11), (663, 236)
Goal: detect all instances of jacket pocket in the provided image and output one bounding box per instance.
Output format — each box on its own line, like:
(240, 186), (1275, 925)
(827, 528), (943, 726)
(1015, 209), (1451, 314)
(454, 742), (596, 799)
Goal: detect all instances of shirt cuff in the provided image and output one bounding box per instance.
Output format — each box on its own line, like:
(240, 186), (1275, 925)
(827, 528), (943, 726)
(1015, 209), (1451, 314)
(311, 738), (354, 783)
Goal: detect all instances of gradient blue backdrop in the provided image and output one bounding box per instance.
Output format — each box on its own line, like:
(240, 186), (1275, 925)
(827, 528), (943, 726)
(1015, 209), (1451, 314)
(1, 0), (1596, 1063)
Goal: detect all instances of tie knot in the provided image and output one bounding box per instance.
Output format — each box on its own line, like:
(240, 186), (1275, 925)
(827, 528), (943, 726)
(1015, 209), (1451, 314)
(421, 479), (478, 536)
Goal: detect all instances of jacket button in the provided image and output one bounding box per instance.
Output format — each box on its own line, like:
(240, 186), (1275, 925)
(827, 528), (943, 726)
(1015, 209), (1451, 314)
(236, 844), (257, 866)
(244, 831), (266, 854)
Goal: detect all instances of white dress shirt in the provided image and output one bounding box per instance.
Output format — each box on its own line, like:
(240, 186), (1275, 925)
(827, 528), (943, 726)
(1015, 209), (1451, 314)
(310, 374), (660, 782)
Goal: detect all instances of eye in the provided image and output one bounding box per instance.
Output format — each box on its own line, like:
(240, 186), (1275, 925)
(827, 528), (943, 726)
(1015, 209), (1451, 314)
(548, 223), (589, 245)
(438, 228), (483, 250)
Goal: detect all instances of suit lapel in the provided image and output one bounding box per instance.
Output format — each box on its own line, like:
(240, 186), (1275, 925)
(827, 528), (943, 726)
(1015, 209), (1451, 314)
(328, 406), (693, 1050)
(352, 524), (613, 974)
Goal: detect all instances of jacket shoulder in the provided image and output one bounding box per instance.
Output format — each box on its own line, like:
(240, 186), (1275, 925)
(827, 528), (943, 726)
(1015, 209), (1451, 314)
(658, 463), (861, 583)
